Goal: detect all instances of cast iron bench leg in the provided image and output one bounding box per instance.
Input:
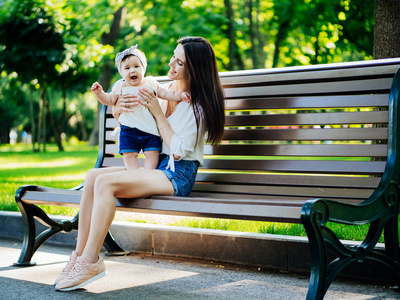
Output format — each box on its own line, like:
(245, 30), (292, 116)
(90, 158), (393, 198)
(14, 185), (79, 266)
(383, 200), (400, 285)
(301, 200), (328, 300)
(103, 231), (130, 256)
(14, 186), (129, 265)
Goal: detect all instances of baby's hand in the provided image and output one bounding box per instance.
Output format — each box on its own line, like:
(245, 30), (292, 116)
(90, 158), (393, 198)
(91, 82), (103, 95)
(181, 92), (191, 103)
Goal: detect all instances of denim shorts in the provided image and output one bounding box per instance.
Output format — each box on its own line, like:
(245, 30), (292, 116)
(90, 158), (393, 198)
(157, 154), (200, 197)
(119, 125), (161, 154)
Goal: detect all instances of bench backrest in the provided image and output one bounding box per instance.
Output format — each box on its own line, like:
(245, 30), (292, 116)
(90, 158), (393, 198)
(98, 58), (400, 217)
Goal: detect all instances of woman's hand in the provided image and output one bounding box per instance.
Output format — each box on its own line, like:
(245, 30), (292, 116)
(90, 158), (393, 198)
(112, 93), (139, 121)
(139, 88), (176, 152)
(138, 88), (163, 118)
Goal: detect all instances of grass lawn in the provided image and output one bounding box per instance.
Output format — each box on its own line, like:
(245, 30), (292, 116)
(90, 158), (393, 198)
(1, 143), (97, 215)
(1, 143), (380, 242)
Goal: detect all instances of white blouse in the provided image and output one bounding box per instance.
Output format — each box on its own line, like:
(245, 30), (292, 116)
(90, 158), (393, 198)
(159, 99), (205, 171)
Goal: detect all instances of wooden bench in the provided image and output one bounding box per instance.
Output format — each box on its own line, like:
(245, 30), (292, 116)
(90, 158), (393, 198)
(14, 58), (400, 299)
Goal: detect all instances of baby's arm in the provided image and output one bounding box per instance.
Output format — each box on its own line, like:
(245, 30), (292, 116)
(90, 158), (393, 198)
(91, 82), (119, 106)
(157, 85), (191, 103)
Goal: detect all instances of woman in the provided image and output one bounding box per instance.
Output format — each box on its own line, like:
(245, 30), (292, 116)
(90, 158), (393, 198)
(54, 36), (225, 291)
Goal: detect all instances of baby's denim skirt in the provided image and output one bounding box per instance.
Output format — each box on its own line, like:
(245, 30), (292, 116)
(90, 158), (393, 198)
(157, 154), (200, 197)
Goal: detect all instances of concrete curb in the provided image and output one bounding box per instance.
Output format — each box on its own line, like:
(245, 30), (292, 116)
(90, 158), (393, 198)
(0, 210), (392, 283)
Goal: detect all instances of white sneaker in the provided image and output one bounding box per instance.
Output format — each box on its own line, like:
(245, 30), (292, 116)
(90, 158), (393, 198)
(55, 256), (107, 291)
(54, 251), (78, 285)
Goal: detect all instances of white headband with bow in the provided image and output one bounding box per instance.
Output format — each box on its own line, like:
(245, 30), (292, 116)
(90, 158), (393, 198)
(115, 44), (147, 76)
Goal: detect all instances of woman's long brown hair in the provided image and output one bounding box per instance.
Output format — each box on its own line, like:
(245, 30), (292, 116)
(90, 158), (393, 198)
(178, 37), (225, 145)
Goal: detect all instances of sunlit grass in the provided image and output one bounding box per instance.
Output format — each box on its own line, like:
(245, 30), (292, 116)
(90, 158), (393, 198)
(167, 217), (377, 242)
(0, 143), (98, 215)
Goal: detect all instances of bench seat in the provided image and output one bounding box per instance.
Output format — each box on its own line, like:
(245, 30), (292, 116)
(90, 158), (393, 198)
(15, 57), (400, 300)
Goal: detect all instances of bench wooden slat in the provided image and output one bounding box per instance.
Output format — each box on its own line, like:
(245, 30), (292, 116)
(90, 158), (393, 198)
(21, 189), (364, 211)
(221, 128), (388, 141)
(101, 157), (386, 174)
(114, 197), (303, 223)
(189, 190), (363, 203)
(22, 190), (81, 207)
(105, 144), (387, 157)
(223, 128), (388, 141)
(21, 189), (304, 222)
(106, 125), (388, 143)
(219, 63), (400, 85)
(224, 78), (393, 98)
(204, 144), (388, 157)
(192, 183), (374, 199)
(225, 94), (389, 110)
(106, 113), (389, 130)
(188, 192), (365, 208)
(194, 173), (381, 188)
(105, 94), (389, 112)
(202, 159), (386, 174)
(134, 61), (400, 89)
(225, 111), (388, 127)
(90, 162), (382, 189)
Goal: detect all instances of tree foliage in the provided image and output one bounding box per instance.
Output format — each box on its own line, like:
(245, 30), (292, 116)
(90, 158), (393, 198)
(0, 0), (384, 149)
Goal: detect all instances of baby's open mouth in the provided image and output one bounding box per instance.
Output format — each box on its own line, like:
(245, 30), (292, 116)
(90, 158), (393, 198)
(131, 76), (138, 80)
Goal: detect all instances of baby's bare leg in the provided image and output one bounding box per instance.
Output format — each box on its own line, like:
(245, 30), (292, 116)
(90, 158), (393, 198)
(143, 151), (159, 169)
(123, 152), (139, 170)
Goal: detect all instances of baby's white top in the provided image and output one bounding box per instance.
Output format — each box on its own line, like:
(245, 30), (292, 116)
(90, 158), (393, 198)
(113, 79), (205, 171)
(112, 78), (159, 136)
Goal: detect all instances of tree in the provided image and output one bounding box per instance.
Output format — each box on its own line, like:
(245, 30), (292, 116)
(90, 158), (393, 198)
(224, 0), (236, 70)
(89, 6), (126, 146)
(0, 0), (65, 151)
(0, 74), (28, 144)
(374, 0), (400, 58)
(1, 0), (380, 149)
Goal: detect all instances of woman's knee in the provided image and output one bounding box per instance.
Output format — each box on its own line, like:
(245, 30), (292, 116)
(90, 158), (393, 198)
(93, 173), (116, 197)
(85, 168), (103, 184)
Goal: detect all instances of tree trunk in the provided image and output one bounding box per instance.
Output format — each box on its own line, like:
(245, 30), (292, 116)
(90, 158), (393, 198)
(313, 34), (320, 65)
(224, 0), (235, 71)
(374, 0), (400, 58)
(46, 97), (64, 151)
(89, 6), (125, 146)
(272, 20), (290, 68)
(78, 110), (88, 141)
(372, 0), (398, 160)
(255, 0), (265, 68)
(37, 90), (44, 151)
(247, 0), (259, 69)
(41, 87), (47, 152)
(29, 86), (39, 152)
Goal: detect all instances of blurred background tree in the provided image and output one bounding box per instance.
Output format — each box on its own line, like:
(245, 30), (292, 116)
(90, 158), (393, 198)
(1, 0), (395, 151)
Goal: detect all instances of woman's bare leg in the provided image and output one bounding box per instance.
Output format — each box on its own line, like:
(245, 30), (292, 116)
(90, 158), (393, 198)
(75, 167), (125, 255)
(81, 169), (174, 263)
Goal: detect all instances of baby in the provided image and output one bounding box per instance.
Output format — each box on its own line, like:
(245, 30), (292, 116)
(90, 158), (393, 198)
(91, 45), (190, 170)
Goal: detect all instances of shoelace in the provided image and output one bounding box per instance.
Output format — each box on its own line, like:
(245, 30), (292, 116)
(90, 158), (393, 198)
(66, 260), (86, 278)
(62, 254), (76, 273)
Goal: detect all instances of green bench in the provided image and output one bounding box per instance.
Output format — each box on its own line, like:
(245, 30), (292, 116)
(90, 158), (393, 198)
(15, 58), (400, 299)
